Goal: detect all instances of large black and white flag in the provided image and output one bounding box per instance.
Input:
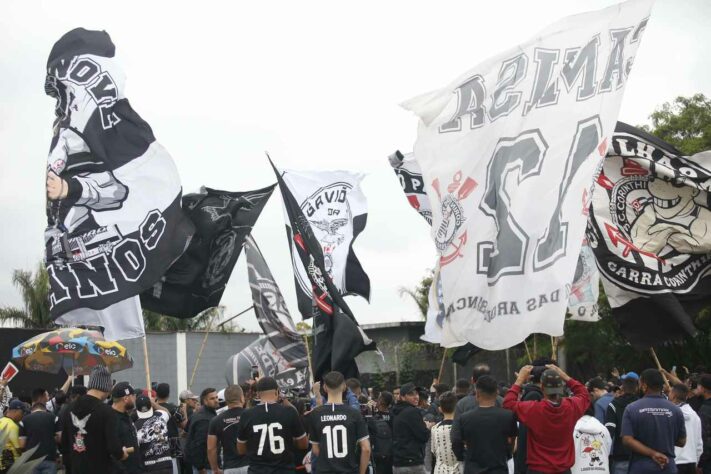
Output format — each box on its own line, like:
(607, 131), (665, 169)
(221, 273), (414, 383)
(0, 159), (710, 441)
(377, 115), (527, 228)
(403, 0), (652, 350)
(389, 150), (433, 225)
(226, 337), (309, 391)
(270, 158), (375, 380)
(245, 235), (308, 370)
(281, 169), (370, 318)
(44, 28), (194, 337)
(588, 122), (711, 347)
(141, 185), (274, 318)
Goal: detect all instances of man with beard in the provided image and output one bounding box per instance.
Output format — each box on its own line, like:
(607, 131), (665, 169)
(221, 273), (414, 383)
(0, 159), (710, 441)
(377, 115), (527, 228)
(61, 367), (128, 474)
(111, 382), (140, 474)
(185, 388), (219, 474)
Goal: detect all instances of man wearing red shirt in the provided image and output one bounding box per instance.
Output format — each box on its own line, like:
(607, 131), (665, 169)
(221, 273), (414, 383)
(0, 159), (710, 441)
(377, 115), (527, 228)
(503, 364), (590, 474)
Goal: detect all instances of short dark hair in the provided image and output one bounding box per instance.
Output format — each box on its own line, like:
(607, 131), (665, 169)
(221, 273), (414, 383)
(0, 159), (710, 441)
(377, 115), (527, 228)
(438, 391), (458, 414)
(345, 378), (361, 391)
(156, 383), (170, 399)
(699, 374), (711, 391)
(31, 388), (47, 403)
(200, 387), (216, 404)
(476, 375), (498, 397)
(641, 369), (664, 391)
(455, 378), (471, 394)
(672, 383), (689, 400)
(471, 363), (491, 382)
(70, 386), (87, 398)
(324, 372), (346, 390)
(622, 377), (639, 393)
(378, 391), (394, 408)
(433, 383), (450, 396)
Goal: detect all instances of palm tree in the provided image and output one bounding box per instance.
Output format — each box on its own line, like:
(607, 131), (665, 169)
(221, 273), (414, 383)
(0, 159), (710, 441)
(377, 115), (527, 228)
(0, 263), (54, 329)
(398, 270), (434, 320)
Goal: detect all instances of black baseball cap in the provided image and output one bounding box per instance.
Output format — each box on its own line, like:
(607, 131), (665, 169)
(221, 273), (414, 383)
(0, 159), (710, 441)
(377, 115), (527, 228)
(541, 369), (565, 395)
(399, 383), (417, 396)
(256, 377), (279, 392)
(111, 381), (135, 399)
(135, 395), (153, 419)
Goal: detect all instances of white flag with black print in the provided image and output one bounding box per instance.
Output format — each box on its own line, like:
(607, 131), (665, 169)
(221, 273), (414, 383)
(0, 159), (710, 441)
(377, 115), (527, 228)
(45, 28), (194, 340)
(403, 0), (653, 350)
(281, 169), (370, 318)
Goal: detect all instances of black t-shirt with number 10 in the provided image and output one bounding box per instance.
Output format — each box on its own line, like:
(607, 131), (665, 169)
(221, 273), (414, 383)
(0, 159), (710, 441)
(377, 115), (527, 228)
(309, 403), (369, 474)
(236, 402), (306, 473)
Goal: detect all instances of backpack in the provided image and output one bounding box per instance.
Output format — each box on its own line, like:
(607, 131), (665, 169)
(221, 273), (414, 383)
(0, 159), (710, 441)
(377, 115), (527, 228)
(371, 418), (392, 459)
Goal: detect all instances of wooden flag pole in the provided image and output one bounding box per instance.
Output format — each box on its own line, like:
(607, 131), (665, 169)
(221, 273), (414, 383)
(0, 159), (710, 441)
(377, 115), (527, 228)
(523, 338), (533, 364)
(551, 336), (559, 362)
(650, 347), (670, 389)
(142, 335), (152, 393)
(189, 308), (221, 390)
(302, 332), (314, 385)
(437, 348), (448, 382)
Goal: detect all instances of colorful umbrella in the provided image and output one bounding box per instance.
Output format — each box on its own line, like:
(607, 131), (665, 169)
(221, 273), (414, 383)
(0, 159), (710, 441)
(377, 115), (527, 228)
(11, 328), (133, 375)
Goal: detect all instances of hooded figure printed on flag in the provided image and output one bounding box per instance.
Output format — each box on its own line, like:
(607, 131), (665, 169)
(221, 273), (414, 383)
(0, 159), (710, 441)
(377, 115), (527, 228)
(44, 28), (194, 320)
(588, 122), (711, 347)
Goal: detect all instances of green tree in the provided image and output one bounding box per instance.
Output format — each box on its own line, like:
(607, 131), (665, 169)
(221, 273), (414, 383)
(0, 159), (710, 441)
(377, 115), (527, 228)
(143, 307), (227, 332)
(0, 263), (53, 329)
(398, 270), (434, 320)
(642, 93), (711, 155)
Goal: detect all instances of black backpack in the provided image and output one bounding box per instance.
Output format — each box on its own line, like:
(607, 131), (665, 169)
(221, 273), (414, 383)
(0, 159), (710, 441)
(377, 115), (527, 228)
(371, 418), (392, 459)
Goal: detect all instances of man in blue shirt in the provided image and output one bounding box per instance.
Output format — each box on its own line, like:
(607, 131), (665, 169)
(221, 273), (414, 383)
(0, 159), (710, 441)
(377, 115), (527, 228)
(622, 369), (687, 473)
(589, 377), (614, 424)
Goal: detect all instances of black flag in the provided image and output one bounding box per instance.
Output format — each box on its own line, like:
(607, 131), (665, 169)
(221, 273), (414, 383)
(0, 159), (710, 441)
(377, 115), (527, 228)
(141, 185), (275, 318)
(269, 156), (375, 380)
(588, 122), (711, 347)
(245, 235), (308, 370)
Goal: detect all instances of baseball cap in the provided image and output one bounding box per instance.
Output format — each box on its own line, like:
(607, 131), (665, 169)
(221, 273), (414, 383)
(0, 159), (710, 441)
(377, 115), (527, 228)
(622, 371), (640, 381)
(8, 399), (28, 413)
(541, 369), (565, 395)
(111, 382), (135, 399)
(135, 395), (154, 419)
(179, 389), (199, 402)
(399, 383), (417, 396)
(255, 377), (279, 392)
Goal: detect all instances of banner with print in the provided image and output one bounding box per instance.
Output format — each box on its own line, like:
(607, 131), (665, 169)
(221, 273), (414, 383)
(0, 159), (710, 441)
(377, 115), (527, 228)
(567, 239), (600, 322)
(245, 235), (308, 369)
(389, 150), (433, 225)
(44, 28), (194, 322)
(141, 185), (274, 318)
(226, 337), (309, 391)
(588, 122), (711, 347)
(281, 169), (370, 318)
(402, 0), (652, 350)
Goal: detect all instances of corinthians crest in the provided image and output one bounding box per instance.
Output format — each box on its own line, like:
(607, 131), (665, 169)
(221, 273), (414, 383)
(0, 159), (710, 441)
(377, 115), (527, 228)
(432, 172), (478, 266)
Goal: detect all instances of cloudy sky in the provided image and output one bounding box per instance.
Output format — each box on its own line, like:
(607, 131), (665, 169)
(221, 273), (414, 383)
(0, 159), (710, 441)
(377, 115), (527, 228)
(0, 0), (709, 332)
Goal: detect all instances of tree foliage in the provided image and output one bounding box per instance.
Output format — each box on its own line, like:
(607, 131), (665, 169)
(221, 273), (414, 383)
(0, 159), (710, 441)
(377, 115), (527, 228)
(0, 263), (53, 329)
(642, 93), (711, 155)
(398, 270), (434, 320)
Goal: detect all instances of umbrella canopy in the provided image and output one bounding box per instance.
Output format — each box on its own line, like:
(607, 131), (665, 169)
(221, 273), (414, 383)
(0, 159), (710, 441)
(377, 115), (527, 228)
(11, 328), (133, 375)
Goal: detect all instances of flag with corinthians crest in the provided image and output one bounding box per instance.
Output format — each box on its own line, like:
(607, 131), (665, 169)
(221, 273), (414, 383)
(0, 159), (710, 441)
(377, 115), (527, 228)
(588, 122), (711, 347)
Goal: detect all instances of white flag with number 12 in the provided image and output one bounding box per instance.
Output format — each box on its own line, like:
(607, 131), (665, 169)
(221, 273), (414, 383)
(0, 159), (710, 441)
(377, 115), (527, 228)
(403, 0), (653, 350)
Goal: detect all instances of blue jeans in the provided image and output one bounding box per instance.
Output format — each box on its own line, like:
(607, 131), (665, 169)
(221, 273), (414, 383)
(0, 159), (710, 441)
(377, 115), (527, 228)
(33, 459), (57, 474)
(612, 460), (629, 474)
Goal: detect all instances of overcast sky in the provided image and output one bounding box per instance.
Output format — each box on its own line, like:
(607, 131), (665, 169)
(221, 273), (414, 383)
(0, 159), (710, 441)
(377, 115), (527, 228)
(0, 0), (709, 332)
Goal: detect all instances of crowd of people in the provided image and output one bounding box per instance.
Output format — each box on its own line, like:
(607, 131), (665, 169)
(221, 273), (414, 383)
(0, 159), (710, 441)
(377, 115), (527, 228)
(1, 360), (710, 474)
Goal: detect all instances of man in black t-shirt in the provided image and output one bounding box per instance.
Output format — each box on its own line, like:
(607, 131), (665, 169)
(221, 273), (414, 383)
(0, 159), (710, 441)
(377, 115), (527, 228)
(451, 376), (517, 474)
(208, 385), (248, 474)
(135, 395), (173, 473)
(18, 402), (61, 472)
(155, 382), (184, 465)
(309, 371), (371, 474)
(236, 377), (308, 474)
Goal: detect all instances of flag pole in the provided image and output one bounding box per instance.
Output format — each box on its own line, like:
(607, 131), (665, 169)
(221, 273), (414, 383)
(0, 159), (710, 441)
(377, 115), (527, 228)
(302, 331), (314, 385)
(550, 336), (559, 361)
(142, 335), (151, 393)
(189, 307), (221, 390)
(437, 347), (448, 382)
(523, 338), (533, 364)
(650, 347), (670, 389)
